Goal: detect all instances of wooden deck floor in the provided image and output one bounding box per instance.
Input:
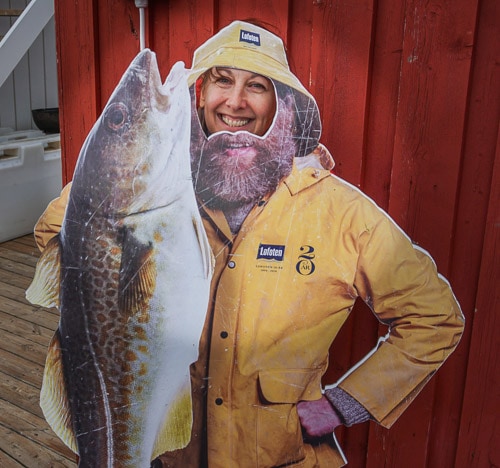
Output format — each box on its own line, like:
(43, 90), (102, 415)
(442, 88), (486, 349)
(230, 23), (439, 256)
(0, 234), (77, 467)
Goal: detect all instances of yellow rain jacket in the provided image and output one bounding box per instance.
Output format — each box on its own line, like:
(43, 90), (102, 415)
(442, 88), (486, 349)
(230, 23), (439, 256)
(34, 153), (464, 467)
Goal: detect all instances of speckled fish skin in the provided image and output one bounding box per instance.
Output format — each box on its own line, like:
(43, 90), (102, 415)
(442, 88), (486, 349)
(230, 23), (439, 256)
(28, 50), (213, 467)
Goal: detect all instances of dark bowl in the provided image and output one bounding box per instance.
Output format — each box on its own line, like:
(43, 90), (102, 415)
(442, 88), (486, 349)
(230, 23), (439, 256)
(31, 108), (60, 134)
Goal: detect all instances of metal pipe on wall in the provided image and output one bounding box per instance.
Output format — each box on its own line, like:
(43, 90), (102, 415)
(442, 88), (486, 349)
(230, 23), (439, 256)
(134, 0), (148, 50)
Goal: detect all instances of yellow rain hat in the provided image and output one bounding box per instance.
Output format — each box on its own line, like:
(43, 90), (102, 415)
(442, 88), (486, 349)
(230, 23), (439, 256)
(188, 20), (314, 101)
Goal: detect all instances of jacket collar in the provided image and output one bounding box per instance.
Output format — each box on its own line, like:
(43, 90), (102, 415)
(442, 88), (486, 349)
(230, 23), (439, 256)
(284, 144), (334, 196)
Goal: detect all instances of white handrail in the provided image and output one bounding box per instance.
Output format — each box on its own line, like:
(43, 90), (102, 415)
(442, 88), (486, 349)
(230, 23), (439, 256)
(0, 0), (55, 88)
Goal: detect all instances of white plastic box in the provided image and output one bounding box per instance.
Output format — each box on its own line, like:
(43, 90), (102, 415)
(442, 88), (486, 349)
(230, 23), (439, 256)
(0, 132), (62, 242)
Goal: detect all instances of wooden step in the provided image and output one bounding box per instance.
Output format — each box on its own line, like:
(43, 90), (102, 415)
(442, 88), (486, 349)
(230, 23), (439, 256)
(0, 9), (23, 17)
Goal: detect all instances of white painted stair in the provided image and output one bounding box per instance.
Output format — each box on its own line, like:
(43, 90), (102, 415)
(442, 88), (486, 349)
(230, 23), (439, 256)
(0, 0), (54, 87)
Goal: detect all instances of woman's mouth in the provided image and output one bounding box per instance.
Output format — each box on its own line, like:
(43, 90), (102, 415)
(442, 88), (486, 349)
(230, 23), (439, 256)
(220, 114), (251, 128)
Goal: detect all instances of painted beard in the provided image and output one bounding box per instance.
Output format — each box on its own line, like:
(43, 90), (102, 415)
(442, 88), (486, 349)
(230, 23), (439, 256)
(191, 96), (296, 211)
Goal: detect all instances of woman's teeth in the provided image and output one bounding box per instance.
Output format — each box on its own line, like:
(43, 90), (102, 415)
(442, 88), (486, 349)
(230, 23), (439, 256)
(221, 115), (250, 127)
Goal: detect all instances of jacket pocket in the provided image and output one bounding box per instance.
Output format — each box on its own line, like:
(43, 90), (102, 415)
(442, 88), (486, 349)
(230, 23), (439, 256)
(258, 368), (324, 403)
(256, 368), (324, 466)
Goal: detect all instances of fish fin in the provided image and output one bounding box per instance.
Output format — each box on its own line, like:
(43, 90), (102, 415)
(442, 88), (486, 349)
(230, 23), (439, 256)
(119, 233), (156, 313)
(40, 329), (78, 454)
(26, 235), (61, 308)
(192, 216), (215, 279)
(151, 379), (193, 459)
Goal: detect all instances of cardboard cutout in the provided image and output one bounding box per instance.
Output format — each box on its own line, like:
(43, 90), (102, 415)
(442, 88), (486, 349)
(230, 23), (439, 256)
(26, 49), (214, 466)
(27, 19), (464, 468)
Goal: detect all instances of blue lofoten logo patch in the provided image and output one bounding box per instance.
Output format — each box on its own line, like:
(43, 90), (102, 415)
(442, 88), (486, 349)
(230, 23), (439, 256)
(257, 244), (285, 261)
(240, 29), (261, 46)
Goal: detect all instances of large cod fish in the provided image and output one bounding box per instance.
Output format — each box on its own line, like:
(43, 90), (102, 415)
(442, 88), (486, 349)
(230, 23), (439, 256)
(26, 49), (214, 467)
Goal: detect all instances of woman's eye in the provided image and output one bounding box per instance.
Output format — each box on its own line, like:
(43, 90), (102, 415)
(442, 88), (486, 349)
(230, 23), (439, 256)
(215, 77), (232, 87)
(248, 82), (267, 92)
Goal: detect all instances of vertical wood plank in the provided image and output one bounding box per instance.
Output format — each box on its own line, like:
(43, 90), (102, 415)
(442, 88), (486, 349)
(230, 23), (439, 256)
(11, 0), (30, 130)
(387, 0), (477, 264)
(95, 0), (143, 108)
(12, 55), (30, 129)
(164, 0), (216, 70)
(0, 0), (14, 129)
(43, 16), (58, 107)
(308, 0), (374, 185)
(287, 0), (313, 88)
(54, 0), (99, 184)
(0, 77), (15, 130)
(367, 1), (479, 466)
(0, 1), (17, 127)
(216, 0), (290, 38)
(0, 0), (10, 39)
(362, 0), (406, 209)
(455, 125), (500, 467)
(428, 0), (499, 465)
(27, 30), (45, 111)
(148, 0), (174, 71)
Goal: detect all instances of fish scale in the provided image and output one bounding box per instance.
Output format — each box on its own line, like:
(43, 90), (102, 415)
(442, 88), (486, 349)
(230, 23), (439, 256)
(58, 222), (126, 464)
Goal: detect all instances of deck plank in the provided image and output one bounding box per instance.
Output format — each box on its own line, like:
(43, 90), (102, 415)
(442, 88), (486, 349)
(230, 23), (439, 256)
(0, 309), (55, 347)
(0, 235), (77, 467)
(0, 294), (59, 329)
(0, 370), (44, 420)
(0, 245), (40, 268)
(0, 423), (75, 468)
(0, 397), (75, 461)
(0, 267), (36, 290)
(0, 449), (24, 468)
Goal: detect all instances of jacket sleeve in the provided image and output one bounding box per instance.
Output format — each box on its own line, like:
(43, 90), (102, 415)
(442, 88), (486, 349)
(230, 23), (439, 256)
(336, 201), (464, 428)
(34, 182), (72, 251)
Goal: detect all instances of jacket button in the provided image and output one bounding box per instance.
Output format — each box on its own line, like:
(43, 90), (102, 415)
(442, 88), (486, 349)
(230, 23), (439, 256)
(228, 261), (236, 269)
(215, 398), (223, 405)
(220, 331), (228, 339)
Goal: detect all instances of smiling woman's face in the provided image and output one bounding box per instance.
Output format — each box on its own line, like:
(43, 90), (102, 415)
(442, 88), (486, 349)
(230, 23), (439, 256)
(198, 67), (276, 137)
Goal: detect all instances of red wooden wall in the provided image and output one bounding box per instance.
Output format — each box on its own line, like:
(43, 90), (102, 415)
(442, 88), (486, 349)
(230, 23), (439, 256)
(53, 1), (499, 466)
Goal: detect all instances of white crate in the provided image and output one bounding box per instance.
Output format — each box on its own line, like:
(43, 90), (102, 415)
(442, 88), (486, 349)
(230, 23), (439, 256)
(0, 129), (44, 143)
(0, 134), (62, 242)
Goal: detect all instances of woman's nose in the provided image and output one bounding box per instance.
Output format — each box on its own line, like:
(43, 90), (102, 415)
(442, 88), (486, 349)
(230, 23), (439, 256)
(225, 86), (247, 109)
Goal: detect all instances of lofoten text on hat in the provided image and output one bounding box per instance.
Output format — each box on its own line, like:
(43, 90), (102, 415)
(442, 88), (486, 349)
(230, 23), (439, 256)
(239, 29), (261, 46)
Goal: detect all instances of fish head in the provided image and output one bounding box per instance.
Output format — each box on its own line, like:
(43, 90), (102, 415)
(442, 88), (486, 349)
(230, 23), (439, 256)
(72, 49), (191, 217)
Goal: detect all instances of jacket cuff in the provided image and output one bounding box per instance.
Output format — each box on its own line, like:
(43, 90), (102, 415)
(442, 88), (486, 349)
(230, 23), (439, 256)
(324, 387), (372, 427)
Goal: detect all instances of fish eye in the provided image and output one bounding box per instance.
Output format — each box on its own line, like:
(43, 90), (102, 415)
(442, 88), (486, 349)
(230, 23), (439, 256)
(105, 103), (129, 131)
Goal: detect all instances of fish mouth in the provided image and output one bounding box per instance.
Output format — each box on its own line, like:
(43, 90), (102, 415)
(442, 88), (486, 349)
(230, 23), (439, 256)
(133, 49), (171, 112)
